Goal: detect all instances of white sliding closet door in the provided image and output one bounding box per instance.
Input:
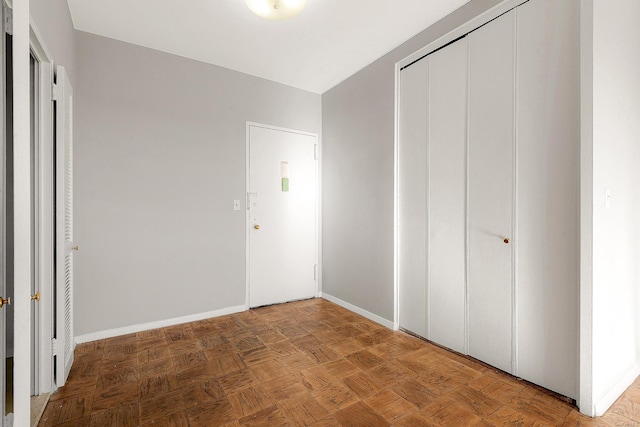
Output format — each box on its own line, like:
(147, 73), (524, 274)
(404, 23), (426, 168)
(468, 10), (515, 374)
(427, 38), (467, 353)
(516, 0), (579, 399)
(398, 59), (428, 338)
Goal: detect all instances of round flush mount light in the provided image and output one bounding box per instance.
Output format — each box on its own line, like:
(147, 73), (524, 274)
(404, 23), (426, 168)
(244, 0), (307, 20)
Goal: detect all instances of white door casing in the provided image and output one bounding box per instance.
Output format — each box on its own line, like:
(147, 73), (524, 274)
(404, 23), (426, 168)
(54, 65), (74, 387)
(33, 47), (54, 397)
(13, 0), (33, 423)
(247, 124), (318, 308)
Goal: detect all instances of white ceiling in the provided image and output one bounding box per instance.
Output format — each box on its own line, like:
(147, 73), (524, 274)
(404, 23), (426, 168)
(66, 0), (470, 94)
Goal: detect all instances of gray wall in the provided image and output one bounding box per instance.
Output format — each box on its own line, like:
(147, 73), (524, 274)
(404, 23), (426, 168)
(322, 0), (503, 321)
(30, 0), (76, 82)
(74, 32), (321, 336)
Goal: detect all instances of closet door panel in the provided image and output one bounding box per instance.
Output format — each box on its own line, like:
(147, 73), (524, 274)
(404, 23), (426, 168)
(516, 0), (579, 399)
(468, 10), (515, 373)
(398, 60), (428, 337)
(427, 38), (467, 353)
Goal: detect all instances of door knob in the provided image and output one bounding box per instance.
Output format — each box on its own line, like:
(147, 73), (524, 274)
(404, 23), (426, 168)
(503, 238), (510, 244)
(254, 225), (260, 230)
(31, 291), (41, 302)
(0, 296), (10, 308)
(72, 245), (79, 251)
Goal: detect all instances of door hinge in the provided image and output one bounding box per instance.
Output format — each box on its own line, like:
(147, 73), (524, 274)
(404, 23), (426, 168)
(3, 5), (12, 35)
(314, 144), (318, 160)
(314, 264), (318, 281)
(51, 82), (59, 101)
(51, 338), (58, 356)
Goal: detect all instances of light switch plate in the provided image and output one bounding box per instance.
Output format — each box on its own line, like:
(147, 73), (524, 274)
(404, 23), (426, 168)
(233, 200), (241, 211)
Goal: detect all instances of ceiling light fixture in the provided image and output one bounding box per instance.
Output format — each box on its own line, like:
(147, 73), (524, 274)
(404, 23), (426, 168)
(244, 0), (307, 21)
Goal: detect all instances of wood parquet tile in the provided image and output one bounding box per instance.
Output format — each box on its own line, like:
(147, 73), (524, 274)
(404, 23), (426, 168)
(39, 298), (640, 426)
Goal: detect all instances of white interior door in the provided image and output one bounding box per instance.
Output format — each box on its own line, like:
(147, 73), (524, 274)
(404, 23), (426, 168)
(467, 10), (515, 374)
(248, 124), (317, 308)
(398, 59), (428, 338)
(55, 65), (74, 387)
(427, 37), (467, 354)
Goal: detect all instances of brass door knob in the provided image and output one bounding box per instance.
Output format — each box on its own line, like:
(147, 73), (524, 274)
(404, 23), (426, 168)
(31, 291), (41, 302)
(504, 238), (510, 244)
(72, 245), (79, 251)
(254, 225), (260, 230)
(0, 296), (10, 308)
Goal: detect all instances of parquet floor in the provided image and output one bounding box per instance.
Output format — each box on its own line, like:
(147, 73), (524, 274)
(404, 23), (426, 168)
(38, 298), (640, 426)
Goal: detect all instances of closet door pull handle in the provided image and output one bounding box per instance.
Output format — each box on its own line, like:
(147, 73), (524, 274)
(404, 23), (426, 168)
(503, 238), (510, 244)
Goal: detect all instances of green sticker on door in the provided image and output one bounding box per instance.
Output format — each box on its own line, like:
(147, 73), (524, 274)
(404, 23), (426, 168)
(281, 161), (289, 192)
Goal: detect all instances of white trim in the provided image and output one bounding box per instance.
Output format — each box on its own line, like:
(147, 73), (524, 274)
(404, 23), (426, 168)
(594, 363), (640, 416)
(316, 129), (323, 298)
(424, 58), (431, 341)
(244, 122), (321, 309)
(397, 0), (528, 71)
(36, 59), (54, 394)
(392, 64), (401, 331)
(463, 36), (471, 357)
(31, 46), (41, 396)
(75, 305), (247, 344)
(29, 16), (55, 396)
(579, 0), (595, 416)
(12, 0), (32, 423)
(511, 8), (519, 377)
(245, 124), (250, 309)
(245, 122), (318, 139)
(28, 18), (52, 64)
(321, 293), (394, 330)
(35, 60), (52, 395)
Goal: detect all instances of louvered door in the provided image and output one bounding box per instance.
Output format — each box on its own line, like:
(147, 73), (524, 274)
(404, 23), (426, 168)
(55, 66), (74, 387)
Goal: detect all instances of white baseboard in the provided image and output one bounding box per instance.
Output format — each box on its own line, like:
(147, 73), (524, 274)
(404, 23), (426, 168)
(594, 362), (640, 416)
(321, 293), (394, 329)
(75, 305), (247, 344)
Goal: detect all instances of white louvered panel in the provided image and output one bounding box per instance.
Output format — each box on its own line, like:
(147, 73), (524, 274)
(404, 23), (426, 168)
(64, 96), (73, 243)
(55, 66), (75, 387)
(63, 252), (73, 374)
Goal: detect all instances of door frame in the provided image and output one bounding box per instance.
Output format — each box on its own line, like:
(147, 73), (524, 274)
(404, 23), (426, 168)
(11, 0), (32, 422)
(244, 122), (322, 309)
(6, 11), (55, 406)
(29, 20), (54, 396)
